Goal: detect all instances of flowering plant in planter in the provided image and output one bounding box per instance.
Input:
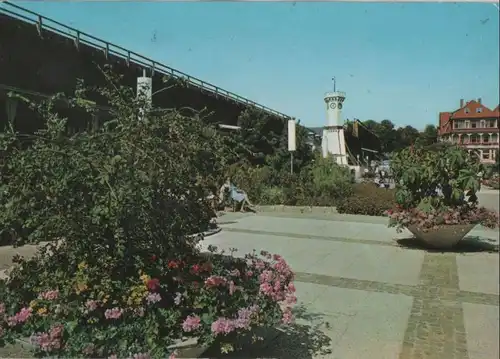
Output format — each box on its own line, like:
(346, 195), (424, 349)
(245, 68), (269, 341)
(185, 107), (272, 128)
(0, 72), (296, 358)
(0, 244), (295, 358)
(387, 143), (499, 233)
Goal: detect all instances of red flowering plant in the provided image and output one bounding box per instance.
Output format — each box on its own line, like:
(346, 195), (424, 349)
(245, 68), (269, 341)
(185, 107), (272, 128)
(0, 73), (296, 358)
(387, 143), (499, 233)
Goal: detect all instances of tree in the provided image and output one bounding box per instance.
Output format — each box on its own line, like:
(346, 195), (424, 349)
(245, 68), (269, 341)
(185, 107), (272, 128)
(417, 124), (438, 147)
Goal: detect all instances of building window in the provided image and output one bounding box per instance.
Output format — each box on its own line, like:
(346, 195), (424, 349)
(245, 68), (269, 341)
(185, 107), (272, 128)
(471, 135), (478, 143)
(464, 108), (470, 113)
(465, 120), (470, 128)
(483, 135), (490, 143)
(482, 152), (490, 160)
(471, 121), (477, 128)
(480, 120), (485, 128)
(488, 120), (496, 128)
(476, 108), (483, 113)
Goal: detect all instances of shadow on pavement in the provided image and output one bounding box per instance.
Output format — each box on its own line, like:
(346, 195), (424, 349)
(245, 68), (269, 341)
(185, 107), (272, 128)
(395, 236), (499, 253)
(202, 304), (332, 358)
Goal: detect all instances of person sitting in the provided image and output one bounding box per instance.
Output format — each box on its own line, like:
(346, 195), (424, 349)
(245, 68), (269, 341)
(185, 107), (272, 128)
(219, 178), (254, 212)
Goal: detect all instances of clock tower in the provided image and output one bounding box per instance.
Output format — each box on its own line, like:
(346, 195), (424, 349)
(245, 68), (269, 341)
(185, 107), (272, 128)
(321, 79), (348, 165)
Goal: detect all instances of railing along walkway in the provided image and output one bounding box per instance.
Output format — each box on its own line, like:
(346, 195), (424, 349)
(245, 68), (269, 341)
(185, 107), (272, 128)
(0, 1), (291, 120)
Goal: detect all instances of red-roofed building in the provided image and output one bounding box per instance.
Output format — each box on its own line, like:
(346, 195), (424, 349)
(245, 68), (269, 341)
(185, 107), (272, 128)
(438, 98), (500, 164)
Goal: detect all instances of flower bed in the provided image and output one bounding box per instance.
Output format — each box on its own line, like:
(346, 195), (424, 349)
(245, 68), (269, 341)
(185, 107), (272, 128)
(387, 205), (499, 233)
(0, 245), (296, 358)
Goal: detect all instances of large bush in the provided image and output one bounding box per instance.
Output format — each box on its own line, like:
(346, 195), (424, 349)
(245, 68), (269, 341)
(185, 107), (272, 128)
(336, 183), (395, 216)
(227, 154), (353, 207)
(0, 72), (296, 357)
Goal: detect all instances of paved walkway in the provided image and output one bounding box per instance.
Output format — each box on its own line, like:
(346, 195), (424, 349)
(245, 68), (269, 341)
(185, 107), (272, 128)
(201, 211), (499, 359)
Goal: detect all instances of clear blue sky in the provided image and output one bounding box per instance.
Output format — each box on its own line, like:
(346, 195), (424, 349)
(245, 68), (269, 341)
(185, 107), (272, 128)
(9, 1), (500, 129)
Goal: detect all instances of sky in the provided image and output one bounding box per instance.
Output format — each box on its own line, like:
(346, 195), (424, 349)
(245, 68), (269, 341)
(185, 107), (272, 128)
(7, 1), (500, 130)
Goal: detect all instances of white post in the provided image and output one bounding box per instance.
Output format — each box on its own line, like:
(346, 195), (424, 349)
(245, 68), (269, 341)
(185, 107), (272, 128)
(137, 69), (152, 121)
(288, 119), (296, 174)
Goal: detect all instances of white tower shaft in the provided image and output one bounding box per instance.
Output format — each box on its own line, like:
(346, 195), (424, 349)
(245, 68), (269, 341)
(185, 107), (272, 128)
(321, 91), (348, 165)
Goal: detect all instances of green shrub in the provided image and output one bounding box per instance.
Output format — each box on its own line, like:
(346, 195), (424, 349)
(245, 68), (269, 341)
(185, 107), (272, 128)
(260, 186), (286, 205)
(230, 154), (354, 207)
(336, 183), (395, 216)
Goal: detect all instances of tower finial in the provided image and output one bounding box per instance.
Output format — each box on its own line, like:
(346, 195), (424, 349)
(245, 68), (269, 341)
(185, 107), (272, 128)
(332, 77), (336, 92)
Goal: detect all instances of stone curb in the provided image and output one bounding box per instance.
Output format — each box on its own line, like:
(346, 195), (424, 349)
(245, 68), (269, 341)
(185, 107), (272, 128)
(254, 205), (338, 214)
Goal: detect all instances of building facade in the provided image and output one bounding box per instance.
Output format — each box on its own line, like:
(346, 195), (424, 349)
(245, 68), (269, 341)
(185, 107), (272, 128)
(438, 99), (499, 164)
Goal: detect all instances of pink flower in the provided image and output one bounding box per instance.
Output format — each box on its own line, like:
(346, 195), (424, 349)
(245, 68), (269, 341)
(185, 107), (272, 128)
(146, 292), (162, 304)
(84, 300), (98, 312)
(259, 282), (273, 296)
(30, 324), (64, 352)
(7, 307), (32, 326)
(211, 317), (236, 335)
(38, 290), (59, 301)
(259, 270), (274, 283)
(282, 307), (294, 324)
(108, 355), (118, 359)
(246, 270), (254, 277)
(169, 351), (177, 359)
(104, 307), (123, 320)
(182, 315), (201, 332)
(287, 282), (296, 293)
(233, 305), (259, 329)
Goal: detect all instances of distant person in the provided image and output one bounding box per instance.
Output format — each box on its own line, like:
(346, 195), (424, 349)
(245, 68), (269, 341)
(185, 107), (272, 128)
(219, 178), (254, 212)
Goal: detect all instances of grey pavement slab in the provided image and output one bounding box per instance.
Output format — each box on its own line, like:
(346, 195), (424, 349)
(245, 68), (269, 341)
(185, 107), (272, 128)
(477, 189), (499, 213)
(306, 243), (424, 286)
(457, 253), (499, 295)
(463, 303), (499, 359)
(219, 214), (412, 243)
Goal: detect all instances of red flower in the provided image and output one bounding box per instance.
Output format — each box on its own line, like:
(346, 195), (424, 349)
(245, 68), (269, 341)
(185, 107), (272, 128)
(168, 260), (179, 269)
(191, 264), (202, 274)
(147, 278), (160, 291)
(151, 255), (157, 262)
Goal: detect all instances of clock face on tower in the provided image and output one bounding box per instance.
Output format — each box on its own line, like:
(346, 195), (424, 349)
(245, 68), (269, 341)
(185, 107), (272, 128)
(338, 103), (343, 110)
(329, 103), (336, 109)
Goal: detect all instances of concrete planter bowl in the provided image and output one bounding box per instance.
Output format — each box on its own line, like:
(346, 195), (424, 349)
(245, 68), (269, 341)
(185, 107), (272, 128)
(407, 223), (476, 249)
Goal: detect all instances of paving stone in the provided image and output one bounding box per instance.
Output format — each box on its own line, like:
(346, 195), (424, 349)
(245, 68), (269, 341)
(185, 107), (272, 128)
(457, 254), (499, 295)
(463, 303), (499, 359)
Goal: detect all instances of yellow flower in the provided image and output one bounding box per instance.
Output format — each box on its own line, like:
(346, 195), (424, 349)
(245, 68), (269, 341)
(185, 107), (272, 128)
(37, 307), (48, 316)
(140, 273), (150, 284)
(75, 282), (88, 294)
(29, 300), (38, 309)
(78, 261), (88, 270)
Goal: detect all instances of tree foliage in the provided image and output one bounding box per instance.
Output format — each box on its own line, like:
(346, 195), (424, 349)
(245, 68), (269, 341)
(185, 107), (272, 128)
(362, 119), (438, 154)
